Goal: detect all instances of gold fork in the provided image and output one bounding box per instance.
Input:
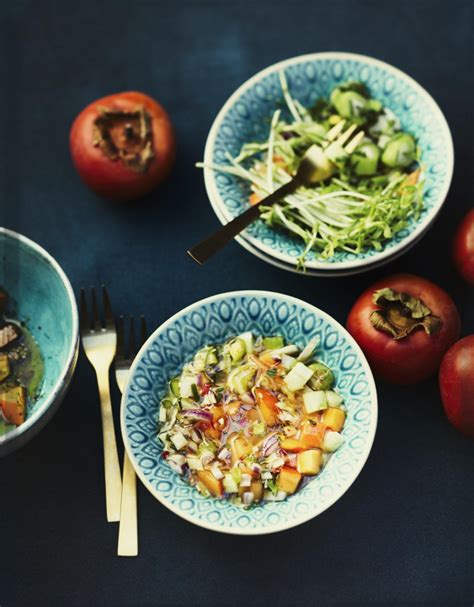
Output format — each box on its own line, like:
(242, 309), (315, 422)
(80, 286), (122, 522)
(188, 120), (364, 264)
(115, 315), (147, 557)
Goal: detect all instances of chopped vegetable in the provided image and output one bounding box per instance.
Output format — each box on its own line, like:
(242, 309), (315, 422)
(157, 333), (348, 506)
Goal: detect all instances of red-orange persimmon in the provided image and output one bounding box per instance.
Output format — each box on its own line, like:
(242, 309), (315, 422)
(70, 91), (175, 201)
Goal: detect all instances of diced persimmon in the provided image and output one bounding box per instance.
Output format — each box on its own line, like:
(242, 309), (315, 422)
(280, 437), (306, 452)
(0, 385), (26, 426)
(211, 405), (225, 423)
(300, 421), (326, 449)
(230, 435), (253, 464)
(255, 387), (279, 426)
(278, 467), (302, 494)
(197, 470), (223, 497)
(251, 480), (263, 502)
(249, 192), (263, 206)
(322, 407), (346, 432)
(247, 408), (260, 423)
(297, 449), (322, 475)
(202, 423), (221, 440)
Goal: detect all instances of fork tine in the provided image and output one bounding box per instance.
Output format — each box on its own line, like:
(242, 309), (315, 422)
(80, 288), (90, 333)
(334, 123), (358, 148)
(116, 315), (125, 361)
(91, 286), (101, 330)
(129, 315), (136, 357)
(140, 316), (147, 347)
(102, 285), (115, 330)
(325, 119), (346, 143)
(344, 130), (365, 154)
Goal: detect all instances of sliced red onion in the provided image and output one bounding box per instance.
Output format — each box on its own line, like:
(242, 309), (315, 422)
(261, 433), (279, 457)
(196, 373), (203, 387)
(286, 453), (297, 467)
(180, 409), (212, 422)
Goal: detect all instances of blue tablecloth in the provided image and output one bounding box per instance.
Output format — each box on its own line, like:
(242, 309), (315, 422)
(1, 1), (473, 605)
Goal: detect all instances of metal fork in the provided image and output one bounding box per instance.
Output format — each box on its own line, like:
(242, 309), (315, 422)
(187, 120), (364, 264)
(115, 315), (147, 557)
(80, 286), (122, 522)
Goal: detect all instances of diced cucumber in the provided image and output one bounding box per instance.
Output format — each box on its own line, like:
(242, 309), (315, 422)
(170, 432), (187, 450)
(284, 362), (314, 392)
(263, 336), (285, 350)
(252, 421), (266, 435)
(169, 377), (180, 397)
(228, 365), (256, 394)
(158, 407), (167, 422)
(229, 338), (246, 362)
(187, 456), (204, 470)
(281, 354), (296, 370)
(323, 430), (344, 453)
(179, 375), (195, 398)
(326, 390), (344, 407)
(223, 473), (238, 493)
(206, 349), (218, 366)
(230, 467), (242, 484)
(238, 332), (254, 354)
(303, 389), (328, 414)
(194, 348), (209, 372)
(296, 336), (320, 362)
(308, 362), (335, 391)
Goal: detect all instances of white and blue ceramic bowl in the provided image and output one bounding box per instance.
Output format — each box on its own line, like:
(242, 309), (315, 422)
(0, 228), (79, 456)
(122, 291), (378, 535)
(203, 52), (454, 273)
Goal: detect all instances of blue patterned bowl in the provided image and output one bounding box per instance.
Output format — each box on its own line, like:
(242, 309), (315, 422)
(203, 52), (453, 271)
(0, 228), (79, 456)
(122, 291), (378, 534)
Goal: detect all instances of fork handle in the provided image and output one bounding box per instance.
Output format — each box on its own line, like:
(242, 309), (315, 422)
(118, 450), (138, 556)
(96, 371), (123, 522)
(187, 179), (299, 264)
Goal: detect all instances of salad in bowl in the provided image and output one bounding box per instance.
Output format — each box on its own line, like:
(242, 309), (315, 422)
(122, 291), (377, 534)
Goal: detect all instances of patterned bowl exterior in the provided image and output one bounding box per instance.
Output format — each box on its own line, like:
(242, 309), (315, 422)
(203, 52), (454, 271)
(122, 291), (378, 535)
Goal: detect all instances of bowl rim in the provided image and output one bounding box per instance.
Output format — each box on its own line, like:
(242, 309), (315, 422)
(0, 227), (79, 449)
(203, 51), (454, 271)
(121, 289), (378, 535)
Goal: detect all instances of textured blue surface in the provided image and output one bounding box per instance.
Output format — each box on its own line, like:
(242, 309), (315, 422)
(123, 292), (376, 533)
(0, 1), (473, 606)
(206, 54), (452, 267)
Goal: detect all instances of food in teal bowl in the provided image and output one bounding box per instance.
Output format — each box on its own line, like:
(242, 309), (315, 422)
(0, 228), (79, 456)
(201, 52), (453, 273)
(122, 291), (377, 534)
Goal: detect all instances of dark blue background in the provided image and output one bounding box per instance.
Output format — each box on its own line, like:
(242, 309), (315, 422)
(1, 1), (473, 606)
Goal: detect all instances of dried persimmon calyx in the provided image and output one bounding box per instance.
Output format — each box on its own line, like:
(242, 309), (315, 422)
(369, 287), (442, 340)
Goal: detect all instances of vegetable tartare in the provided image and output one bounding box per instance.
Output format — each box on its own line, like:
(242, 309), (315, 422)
(157, 333), (347, 506)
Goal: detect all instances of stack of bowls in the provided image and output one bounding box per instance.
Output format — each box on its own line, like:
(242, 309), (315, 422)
(203, 52), (454, 276)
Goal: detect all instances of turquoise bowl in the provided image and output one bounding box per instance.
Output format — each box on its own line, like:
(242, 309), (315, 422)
(122, 291), (378, 535)
(0, 228), (79, 456)
(203, 52), (454, 272)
